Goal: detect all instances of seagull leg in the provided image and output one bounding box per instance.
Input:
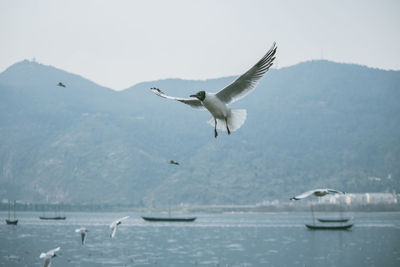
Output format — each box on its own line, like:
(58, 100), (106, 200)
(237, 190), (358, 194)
(225, 118), (231, 135)
(214, 119), (218, 138)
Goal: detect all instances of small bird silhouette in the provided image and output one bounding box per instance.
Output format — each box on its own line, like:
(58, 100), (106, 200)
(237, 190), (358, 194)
(169, 160), (179, 165)
(57, 82), (66, 87)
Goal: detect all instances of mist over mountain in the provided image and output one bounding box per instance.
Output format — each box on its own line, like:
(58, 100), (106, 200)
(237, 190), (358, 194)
(0, 59), (399, 206)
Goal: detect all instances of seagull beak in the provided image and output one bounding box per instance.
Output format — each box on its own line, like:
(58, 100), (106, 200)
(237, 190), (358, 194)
(190, 94), (197, 98)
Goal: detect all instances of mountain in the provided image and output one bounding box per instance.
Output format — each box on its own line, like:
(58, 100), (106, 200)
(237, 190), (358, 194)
(0, 59), (399, 205)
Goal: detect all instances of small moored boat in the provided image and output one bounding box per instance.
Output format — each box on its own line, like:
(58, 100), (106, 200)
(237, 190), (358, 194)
(305, 223), (353, 230)
(142, 216), (196, 222)
(6, 219), (18, 225)
(39, 216), (66, 220)
(5, 200), (18, 225)
(39, 203), (66, 220)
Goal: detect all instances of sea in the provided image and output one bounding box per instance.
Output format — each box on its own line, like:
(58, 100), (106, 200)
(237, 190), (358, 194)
(1, 211), (399, 266)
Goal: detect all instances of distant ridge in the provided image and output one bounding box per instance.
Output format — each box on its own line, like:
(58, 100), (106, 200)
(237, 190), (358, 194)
(0, 59), (114, 93)
(0, 59), (399, 205)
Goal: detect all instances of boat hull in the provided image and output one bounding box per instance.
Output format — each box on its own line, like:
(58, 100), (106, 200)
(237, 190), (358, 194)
(305, 223), (353, 230)
(318, 218), (350, 223)
(142, 216), (196, 222)
(39, 216), (66, 220)
(5, 219), (18, 225)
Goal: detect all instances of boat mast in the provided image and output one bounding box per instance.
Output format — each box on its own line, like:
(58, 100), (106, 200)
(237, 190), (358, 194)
(13, 200), (16, 220)
(310, 201), (315, 225)
(8, 201), (10, 220)
(168, 199), (171, 218)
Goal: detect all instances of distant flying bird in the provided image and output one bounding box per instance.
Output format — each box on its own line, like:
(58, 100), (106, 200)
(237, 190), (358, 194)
(169, 160), (179, 165)
(39, 247), (60, 267)
(290, 189), (346, 200)
(75, 228), (88, 245)
(109, 216), (129, 238)
(150, 42), (277, 138)
(57, 82), (66, 87)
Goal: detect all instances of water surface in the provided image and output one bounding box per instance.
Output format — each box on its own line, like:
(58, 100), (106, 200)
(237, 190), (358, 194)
(1, 212), (399, 266)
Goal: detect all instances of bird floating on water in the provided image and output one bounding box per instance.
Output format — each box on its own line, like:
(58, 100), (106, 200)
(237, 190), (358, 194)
(39, 247), (60, 267)
(169, 160), (179, 165)
(57, 82), (66, 87)
(109, 216), (129, 238)
(150, 42), (277, 138)
(75, 227), (88, 245)
(290, 189), (346, 200)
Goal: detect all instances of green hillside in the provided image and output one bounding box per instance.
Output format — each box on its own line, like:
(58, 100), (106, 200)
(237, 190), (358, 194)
(0, 60), (399, 205)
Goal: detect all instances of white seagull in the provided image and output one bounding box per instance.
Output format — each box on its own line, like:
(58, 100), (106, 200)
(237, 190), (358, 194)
(75, 227), (89, 245)
(150, 42), (277, 138)
(39, 247), (60, 267)
(290, 189), (346, 200)
(109, 216), (129, 238)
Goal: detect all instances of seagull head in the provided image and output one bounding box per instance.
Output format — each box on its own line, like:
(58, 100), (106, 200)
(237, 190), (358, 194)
(190, 91), (206, 101)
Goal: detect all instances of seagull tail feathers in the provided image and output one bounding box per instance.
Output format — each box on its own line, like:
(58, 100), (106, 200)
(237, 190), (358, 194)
(228, 109), (247, 131)
(207, 109), (247, 132)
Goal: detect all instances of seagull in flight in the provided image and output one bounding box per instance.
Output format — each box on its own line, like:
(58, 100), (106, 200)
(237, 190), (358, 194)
(75, 227), (89, 245)
(57, 82), (66, 87)
(290, 189), (346, 200)
(39, 247), (60, 267)
(109, 216), (129, 238)
(150, 42), (277, 138)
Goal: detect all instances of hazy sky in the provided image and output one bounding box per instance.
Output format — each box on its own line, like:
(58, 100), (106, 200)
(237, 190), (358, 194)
(1, 0), (399, 90)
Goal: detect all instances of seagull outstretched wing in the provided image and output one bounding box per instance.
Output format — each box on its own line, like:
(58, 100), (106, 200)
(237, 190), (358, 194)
(117, 216), (130, 222)
(216, 42), (277, 104)
(150, 88), (204, 109)
(40, 247), (60, 267)
(327, 189), (345, 194)
(48, 247), (60, 256)
(110, 216), (130, 227)
(81, 232), (86, 244)
(290, 190), (316, 200)
(110, 225), (117, 238)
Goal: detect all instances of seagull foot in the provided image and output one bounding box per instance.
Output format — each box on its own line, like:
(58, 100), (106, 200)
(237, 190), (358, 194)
(225, 119), (231, 135)
(214, 130), (218, 138)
